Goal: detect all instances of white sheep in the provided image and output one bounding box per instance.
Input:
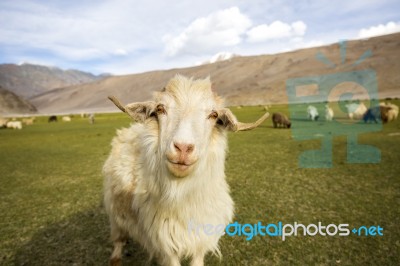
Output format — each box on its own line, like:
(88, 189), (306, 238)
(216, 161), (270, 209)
(6, 121), (22, 130)
(325, 105), (334, 121)
(346, 102), (367, 120)
(22, 117), (35, 125)
(0, 117), (8, 128)
(307, 105), (319, 121)
(380, 102), (398, 122)
(103, 75), (269, 266)
(62, 116), (71, 122)
(88, 113), (95, 124)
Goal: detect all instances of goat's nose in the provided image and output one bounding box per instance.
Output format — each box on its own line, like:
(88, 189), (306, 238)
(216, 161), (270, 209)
(174, 142), (194, 155)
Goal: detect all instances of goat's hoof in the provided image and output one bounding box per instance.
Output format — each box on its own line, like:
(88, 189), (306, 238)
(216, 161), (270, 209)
(110, 257), (122, 266)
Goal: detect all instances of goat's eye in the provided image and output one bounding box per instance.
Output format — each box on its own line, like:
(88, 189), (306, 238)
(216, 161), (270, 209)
(208, 110), (218, 120)
(156, 104), (166, 115)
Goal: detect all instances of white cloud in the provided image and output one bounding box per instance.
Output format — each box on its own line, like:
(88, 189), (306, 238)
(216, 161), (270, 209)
(163, 7), (251, 57)
(113, 49), (128, 56)
(358, 21), (400, 38)
(292, 21), (307, 36)
(0, 1), (155, 62)
(246, 20), (307, 43)
(0, 0), (398, 75)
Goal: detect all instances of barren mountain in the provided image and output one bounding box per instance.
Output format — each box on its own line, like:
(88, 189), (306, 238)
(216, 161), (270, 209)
(31, 33), (400, 114)
(0, 85), (37, 115)
(0, 63), (103, 99)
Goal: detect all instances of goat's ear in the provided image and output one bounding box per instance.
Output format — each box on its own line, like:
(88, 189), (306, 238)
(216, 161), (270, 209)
(125, 101), (157, 122)
(217, 108), (270, 132)
(108, 96), (156, 123)
(216, 109), (239, 131)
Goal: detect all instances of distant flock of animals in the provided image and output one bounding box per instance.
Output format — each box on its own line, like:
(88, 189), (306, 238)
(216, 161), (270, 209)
(0, 102), (397, 140)
(0, 113), (96, 130)
(48, 113), (95, 123)
(0, 117), (35, 130)
(1, 102), (397, 131)
(270, 101), (398, 129)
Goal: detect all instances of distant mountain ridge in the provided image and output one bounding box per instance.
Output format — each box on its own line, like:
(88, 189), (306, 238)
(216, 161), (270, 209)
(0, 85), (37, 115)
(0, 63), (105, 99)
(30, 33), (400, 114)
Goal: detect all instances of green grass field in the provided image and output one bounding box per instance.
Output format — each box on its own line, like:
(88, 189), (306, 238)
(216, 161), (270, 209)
(1, 104), (399, 266)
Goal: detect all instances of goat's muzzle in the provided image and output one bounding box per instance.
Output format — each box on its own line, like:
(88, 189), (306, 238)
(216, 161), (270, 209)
(166, 143), (198, 178)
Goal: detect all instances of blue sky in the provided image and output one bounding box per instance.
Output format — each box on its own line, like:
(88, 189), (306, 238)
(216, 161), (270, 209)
(0, 0), (399, 75)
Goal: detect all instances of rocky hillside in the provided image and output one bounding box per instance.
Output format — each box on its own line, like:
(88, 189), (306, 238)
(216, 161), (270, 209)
(0, 63), (103, 99)
(0, 85), (37, 115)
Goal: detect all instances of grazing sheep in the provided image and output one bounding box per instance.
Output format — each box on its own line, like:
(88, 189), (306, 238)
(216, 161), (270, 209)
(380, 102), (398, 122)
(62, 116), (71, 122)
(345, 102), (367, 120)
(6, 121), (22, 130)
(0, 117), (8, 128)
(307, 105), (319, 121)
(363, 105), (392, 123)
(48, 116), (57, 122)
(88, 113), (95, 124)
(272, 112), (291, 128)
(103, 75), (269, 266)
(325, 105), (334, 121)
(22, 117), (35, 125)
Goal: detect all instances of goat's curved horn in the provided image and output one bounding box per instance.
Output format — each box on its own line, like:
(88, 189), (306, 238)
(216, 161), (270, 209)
(108, 95), (126, 113)
(236, 112), (270, 131)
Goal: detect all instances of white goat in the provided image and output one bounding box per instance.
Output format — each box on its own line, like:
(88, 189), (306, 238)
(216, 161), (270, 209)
(325, 105), (334, 121)
(346, 102), (367, 120)
(103, 75), (269, 266)
(307, 105), (319, 121)
(6, 121), (22, 130)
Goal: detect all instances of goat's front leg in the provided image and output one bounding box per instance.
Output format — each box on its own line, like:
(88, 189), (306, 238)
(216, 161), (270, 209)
(157, 253), (181, 266)
(109, 221), (128, 266)
(110, 240), (126, 266)
(190, 252), (205, 266)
